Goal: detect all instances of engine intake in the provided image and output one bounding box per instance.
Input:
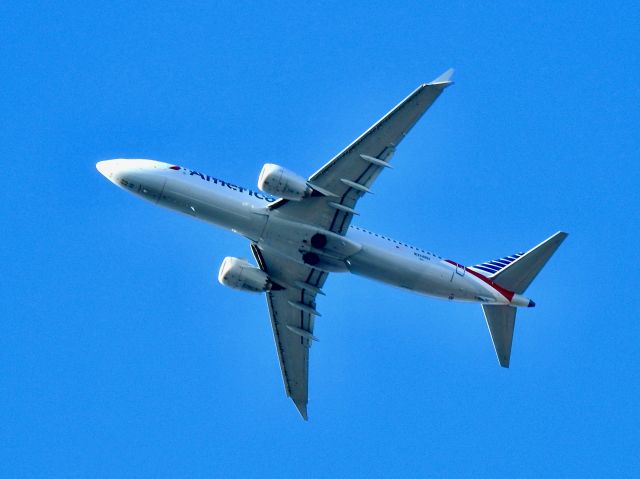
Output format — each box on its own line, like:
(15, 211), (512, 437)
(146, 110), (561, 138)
(218, 257), (273, 293)
(258, 163), (310, 201)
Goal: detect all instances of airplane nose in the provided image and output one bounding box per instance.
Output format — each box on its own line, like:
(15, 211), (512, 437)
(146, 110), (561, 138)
(96, 159), (167, 202)
(96, 160), (120, 180)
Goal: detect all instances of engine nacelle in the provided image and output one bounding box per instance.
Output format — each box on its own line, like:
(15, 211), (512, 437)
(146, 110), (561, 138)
(258, 163), (310, 201)
(218, 257), (271, 293)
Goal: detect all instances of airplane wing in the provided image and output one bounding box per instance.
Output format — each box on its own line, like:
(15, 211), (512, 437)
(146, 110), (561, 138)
(251, 244), (327, 420)
(269, 68), (454, 235)
(254, 71), (454, 418)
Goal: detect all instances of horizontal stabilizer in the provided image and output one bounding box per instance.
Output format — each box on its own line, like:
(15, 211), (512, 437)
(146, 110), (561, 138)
(482, 305), (517, 368)
(492, 232), (568, 294)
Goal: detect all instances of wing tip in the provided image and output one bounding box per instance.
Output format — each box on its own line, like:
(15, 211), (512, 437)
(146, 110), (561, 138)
(428, 68), (455, 87)
(294, 399), (308, 421)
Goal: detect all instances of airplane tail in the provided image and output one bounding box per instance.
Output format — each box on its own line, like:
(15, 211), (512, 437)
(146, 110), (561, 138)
(478, 232), (568, 367)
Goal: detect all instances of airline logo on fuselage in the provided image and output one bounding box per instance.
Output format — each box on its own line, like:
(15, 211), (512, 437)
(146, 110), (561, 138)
(169, 165), (276, 202)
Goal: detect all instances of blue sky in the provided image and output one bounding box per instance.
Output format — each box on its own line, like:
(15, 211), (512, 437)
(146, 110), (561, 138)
(2, 1), (639, 477)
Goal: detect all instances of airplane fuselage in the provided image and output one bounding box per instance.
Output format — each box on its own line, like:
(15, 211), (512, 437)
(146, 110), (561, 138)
(97, 159), (532, 308)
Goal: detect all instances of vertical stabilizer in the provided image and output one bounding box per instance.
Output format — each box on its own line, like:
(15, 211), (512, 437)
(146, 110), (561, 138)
(482, 305), (516, 368)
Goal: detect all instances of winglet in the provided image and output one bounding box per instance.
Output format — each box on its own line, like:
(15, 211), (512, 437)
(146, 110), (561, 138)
(293, 399), (308, 421)
(428, 68), (455, 86)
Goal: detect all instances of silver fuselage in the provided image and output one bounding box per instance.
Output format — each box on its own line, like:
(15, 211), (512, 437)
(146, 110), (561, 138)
(97, 159), (529, 307)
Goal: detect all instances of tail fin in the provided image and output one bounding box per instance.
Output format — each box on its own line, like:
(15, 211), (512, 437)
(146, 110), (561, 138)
(480, 231), (568, 367)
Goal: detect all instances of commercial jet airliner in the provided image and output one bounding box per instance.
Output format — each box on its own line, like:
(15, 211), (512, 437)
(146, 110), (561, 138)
(97, 69), (567, 419)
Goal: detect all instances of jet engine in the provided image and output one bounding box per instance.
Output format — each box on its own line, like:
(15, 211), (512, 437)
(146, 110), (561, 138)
(218, 257), (273, 293)
(258, 163), (311, 201)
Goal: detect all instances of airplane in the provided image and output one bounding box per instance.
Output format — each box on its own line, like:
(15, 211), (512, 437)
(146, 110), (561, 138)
(96, 69), (567, 420)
